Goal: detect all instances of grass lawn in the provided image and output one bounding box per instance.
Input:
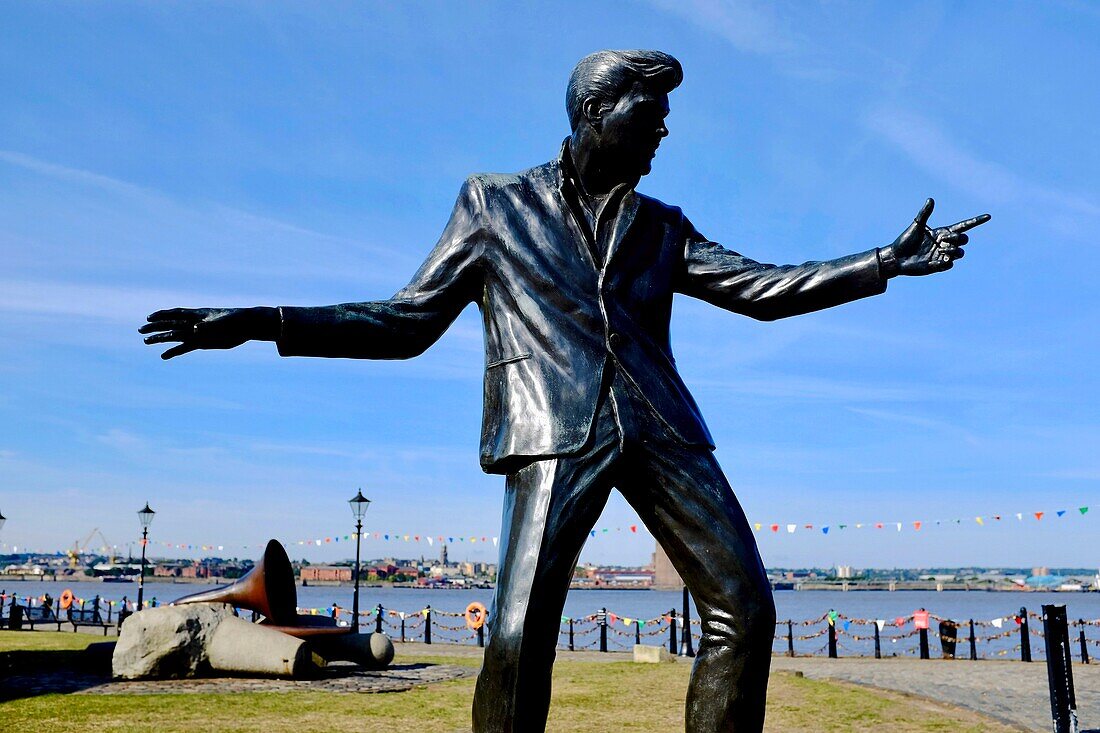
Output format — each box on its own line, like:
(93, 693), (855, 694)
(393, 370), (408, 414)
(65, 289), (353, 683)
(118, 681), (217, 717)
(1, 631), (1016, 732)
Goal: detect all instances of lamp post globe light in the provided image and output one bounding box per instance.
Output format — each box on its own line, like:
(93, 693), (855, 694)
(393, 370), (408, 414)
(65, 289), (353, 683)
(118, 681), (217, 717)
(348, 489), (371, 632)
(137, 502), (155, 610)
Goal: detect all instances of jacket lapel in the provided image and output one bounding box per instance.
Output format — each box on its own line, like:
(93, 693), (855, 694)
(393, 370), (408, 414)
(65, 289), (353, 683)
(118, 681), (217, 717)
(551, 141), (641, 274)
(601, 188), (640, 273)
(554, 163), (599, 272)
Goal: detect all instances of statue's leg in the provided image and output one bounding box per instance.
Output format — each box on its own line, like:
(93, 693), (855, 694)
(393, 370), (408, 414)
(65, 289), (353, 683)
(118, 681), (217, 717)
(472, 432), (617, 732)
(620, 444), (775, 733)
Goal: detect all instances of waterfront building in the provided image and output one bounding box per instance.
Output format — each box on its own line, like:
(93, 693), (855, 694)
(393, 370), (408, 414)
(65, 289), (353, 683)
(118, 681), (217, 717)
(652, 543), (683, 590)
(300, 565), (353, 583)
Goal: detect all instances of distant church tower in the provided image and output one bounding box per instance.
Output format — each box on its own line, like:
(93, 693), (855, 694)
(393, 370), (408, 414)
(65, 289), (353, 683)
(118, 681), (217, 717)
(652, 542), (684, 590)
(440, 543), (449, 566)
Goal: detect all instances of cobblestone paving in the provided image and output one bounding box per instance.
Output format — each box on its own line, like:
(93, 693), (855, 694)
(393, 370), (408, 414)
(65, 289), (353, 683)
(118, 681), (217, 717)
(3, 662), (474, 698)
(772, 656), (1100, 732)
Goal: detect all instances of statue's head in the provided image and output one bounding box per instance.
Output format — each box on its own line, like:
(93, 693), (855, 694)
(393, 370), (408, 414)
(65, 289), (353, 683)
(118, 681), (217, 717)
(567, 50), (682, 182)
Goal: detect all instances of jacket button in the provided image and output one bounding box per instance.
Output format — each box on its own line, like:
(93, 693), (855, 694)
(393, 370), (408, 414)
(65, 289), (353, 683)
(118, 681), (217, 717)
(609, 333), (622, 347)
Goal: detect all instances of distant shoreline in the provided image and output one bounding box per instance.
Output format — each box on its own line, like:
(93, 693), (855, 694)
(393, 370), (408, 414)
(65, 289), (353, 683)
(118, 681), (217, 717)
(2, 575), (1096, 593)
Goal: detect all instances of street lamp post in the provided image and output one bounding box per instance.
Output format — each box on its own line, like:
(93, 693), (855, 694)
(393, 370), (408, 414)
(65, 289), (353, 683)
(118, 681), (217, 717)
(348, 489), (371, 632)
(136, 503), (155, 610)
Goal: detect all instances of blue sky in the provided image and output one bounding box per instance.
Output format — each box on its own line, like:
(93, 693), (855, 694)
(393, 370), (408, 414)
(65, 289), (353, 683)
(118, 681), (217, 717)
(1, 1), (1097, 568)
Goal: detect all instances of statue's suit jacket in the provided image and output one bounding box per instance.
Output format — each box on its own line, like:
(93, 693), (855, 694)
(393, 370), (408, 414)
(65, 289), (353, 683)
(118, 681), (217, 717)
(276, 148), (890, 474)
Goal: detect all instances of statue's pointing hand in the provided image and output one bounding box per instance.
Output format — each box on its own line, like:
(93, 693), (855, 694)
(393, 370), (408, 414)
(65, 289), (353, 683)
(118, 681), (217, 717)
(883, 198), (990, 276)
(140, 307), (278, 360)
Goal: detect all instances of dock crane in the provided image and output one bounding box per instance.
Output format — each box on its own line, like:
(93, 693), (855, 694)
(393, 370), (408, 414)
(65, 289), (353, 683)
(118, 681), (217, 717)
(67, 528), (117, 567)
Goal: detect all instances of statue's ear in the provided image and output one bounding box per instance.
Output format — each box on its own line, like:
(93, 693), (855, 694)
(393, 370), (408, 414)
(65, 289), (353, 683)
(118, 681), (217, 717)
(582, 97), (603, 131)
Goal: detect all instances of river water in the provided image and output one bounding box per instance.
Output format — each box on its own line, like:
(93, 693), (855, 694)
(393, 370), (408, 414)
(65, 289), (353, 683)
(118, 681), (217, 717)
(5, 580), (1098, 658)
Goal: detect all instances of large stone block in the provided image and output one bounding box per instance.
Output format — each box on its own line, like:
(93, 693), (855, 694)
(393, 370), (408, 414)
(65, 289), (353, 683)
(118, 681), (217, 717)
(112, 603), (236, 679)
(633, 644), (675, 663)
(206, 616), (318, 677)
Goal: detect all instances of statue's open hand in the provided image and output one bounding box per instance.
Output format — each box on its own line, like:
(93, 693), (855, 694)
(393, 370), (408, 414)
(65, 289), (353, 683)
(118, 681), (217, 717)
(886, 199), (990, 276)
(140, 307), (276, 360)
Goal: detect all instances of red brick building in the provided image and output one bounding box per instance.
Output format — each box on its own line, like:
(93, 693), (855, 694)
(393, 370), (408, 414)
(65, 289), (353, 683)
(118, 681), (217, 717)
(300, 566), (353, 582)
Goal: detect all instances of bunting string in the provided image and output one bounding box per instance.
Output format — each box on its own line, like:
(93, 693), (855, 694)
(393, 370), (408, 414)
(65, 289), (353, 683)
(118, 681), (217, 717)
(15, 503), (1086, 559)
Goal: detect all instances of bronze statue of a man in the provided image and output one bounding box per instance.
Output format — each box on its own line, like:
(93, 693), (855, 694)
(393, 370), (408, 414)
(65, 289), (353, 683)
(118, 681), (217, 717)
(142, 50), (988, 732)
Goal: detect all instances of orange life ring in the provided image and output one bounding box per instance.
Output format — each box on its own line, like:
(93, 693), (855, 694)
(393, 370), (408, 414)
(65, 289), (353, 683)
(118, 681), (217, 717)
(59, 589), (74, 610)
(465, 601), (487, 631)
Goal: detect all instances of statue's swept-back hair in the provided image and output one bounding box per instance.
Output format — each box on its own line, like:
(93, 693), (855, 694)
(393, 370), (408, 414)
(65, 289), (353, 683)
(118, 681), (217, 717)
(566, 50), (683, 132)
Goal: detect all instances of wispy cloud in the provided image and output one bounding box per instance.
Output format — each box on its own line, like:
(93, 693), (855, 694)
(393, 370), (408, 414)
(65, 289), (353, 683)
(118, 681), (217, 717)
(1037, 468), (1100, 481)
(0, 150), (392, 252)
(846, 406), (981, 445)
(0, 149), (417, 287)
(693, 373), (1013, 404)
(0, 279), (287, 323)
(96, 428), (147, 451)
(864, 108), (1100, 221)
(645, 0), (796, 56)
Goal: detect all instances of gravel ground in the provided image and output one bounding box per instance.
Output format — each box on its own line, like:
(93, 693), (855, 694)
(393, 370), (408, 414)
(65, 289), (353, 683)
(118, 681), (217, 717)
(771, 655), (1100, 732)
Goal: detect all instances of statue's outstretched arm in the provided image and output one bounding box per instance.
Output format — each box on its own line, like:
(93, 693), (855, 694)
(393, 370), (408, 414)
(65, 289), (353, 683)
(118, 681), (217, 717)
(141, 179), (488, 361)
(676, 199), (989, 321)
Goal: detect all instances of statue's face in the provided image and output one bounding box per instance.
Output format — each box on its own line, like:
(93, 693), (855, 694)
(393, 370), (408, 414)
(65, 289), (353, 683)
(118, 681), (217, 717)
(597, 83), (670, 181)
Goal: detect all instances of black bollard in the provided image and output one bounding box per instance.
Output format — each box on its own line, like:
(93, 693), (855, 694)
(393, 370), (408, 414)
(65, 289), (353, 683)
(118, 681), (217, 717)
(568, 618), (575, 651)
(679, 587), (695, 658)
(827, 618), (837, 659)
(375, 603), (384, 634)
(1079, 621), (1090, 665)
(873, 622), (881, 659)
(8, 603), (24, 630)
(787, 620), (795, 657)
(1041, 604), (1078, 733)
(1020, 607), (1032, 663)
(400, 615), (406, 643)
(477, 622), (485, 648)
(969, 619), (978, 661)
(938, 619), (958, 660)
(635, 619), (641, 646)
(669, 609), (678, 655)
(598, 608), (608, 653)
(424, 605), (432, 645)
(919, 627), (930, 659)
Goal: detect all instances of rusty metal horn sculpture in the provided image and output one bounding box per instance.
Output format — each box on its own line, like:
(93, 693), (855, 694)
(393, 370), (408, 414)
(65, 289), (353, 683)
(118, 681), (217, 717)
(171, 539), (297, 626)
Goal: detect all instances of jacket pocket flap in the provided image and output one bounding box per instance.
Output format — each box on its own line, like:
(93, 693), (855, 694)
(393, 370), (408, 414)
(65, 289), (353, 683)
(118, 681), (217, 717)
(486, 353), (532, 369)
